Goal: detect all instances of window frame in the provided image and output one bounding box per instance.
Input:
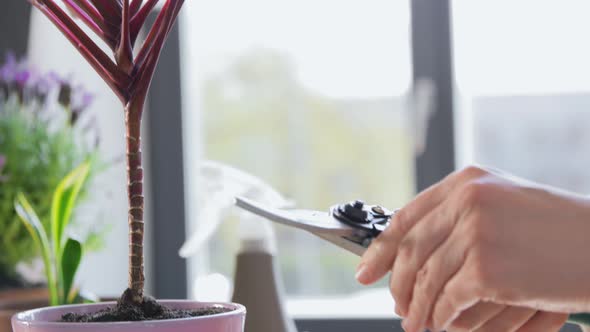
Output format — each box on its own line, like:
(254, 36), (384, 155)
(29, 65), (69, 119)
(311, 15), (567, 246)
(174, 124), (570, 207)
(0, 1), (31, 57)
(412, 0), (456, 191)
(145, 15), (188, 298)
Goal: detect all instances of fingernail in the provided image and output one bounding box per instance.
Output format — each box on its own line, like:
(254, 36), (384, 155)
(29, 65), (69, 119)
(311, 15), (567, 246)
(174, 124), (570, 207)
(401, 319), (409, 332)
(355, 264), (367, 283)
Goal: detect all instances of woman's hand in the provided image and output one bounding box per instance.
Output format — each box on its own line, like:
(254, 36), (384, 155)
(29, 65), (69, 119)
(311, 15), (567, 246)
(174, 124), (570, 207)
(443, 303), (567, 332)
(355, 166), (590, 332)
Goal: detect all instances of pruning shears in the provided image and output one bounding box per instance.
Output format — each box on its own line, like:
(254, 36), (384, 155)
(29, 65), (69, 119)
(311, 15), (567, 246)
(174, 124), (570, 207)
(235, 196), (395, 256)
(235, 196), (590, 326)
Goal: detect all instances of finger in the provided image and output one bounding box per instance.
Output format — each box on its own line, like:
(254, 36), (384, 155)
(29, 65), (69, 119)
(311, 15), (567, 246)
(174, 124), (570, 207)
(514, 311), (568, 332)
(402, 223), (468, 332)
(473, 306), (536, 332)
(357, 166), (484, 285)
(388, 203), (457, 316)
(447, 302), (505, 332)
(431, 261), (482, 331)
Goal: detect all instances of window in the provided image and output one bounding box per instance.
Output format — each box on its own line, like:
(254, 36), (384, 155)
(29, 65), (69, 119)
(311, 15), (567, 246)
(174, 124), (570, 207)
(153, 1), (583, 330)
(453, 1), (590, 194)
(180, 0), (413, 316)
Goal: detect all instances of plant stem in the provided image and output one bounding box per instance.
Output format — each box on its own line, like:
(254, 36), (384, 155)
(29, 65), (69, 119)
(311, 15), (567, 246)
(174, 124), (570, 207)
(124, 97), (145, 304)
(29, 0), (185, 306)
(33, 0), (130, 99)
(130, 0), (158, 45)
(116, 0), (133, 74)
(46, 250), (59, 306)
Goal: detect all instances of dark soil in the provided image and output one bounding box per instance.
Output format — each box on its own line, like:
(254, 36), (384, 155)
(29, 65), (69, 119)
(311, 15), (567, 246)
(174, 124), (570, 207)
(60, 295), (231, 323)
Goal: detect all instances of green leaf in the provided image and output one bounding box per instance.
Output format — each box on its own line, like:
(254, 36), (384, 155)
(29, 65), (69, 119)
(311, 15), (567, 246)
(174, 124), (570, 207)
(61, 238), (82, 303)
(51, 161), (91, 254)
(14, 193), (58, 305)
(14, 193), (51, 258)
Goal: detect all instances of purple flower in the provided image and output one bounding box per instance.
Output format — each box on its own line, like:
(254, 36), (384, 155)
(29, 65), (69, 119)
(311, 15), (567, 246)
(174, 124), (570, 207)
(69, 86), (94, 124)
(0, 54), (40, 103)
(72, 87), (94, 109)
(33, 74), (54, 104)
(14, 70), (31, 86)
(46, 71), (64, 86)
(0, 52), (99, 145)
(0, 53), (34, 88)
(0, 53), (18, 83)
(0, 54), (94, 116)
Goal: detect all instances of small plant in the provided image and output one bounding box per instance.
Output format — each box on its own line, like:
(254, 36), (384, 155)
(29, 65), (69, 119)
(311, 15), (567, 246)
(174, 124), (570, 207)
(0, 54), (98, 287)
(28, 0), (185, 306)
(14, 162), (91, 305)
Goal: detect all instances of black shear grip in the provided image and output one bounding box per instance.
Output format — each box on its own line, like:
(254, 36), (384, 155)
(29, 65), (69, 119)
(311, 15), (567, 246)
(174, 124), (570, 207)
(331, 200), (394, 237)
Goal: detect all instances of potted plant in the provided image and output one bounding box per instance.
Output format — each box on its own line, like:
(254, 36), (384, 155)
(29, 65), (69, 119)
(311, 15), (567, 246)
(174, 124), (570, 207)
(14, 161), (95, 306)
(0, 55), (101, 332)
(11, 0), (245, 330)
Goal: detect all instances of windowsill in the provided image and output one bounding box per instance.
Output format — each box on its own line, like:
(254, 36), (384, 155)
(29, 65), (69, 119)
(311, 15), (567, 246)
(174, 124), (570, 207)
(286, 288), (400, 320)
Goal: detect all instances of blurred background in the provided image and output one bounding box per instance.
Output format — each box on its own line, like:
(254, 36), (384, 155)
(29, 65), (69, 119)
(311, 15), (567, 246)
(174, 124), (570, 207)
(1, 0), (589, 331)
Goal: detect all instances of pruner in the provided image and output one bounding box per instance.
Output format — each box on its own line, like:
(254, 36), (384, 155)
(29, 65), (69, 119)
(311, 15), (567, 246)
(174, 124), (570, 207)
(235, 197), (590, 327)
(235, 196), (396, 256)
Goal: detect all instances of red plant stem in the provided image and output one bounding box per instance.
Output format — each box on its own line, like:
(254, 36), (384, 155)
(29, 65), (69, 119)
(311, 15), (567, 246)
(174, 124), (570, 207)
(132, 0), (182, 100)
(133, 0), (173, 72)
(68, 0), (121, 44)
(70, 0), (105, 24)
(130, 0), (143, 17)
(32, 0), (130, 101)
(116, 0), (133, 72)
(62, 0), (116, 48)
(130, 0), (159, 45)
(125, 97), (145, 303)
(89, 0), (122, 22)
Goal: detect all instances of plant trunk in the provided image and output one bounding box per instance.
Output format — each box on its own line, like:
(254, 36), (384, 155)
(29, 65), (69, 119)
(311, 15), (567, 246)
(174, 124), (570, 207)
(122, 98), (145, 305)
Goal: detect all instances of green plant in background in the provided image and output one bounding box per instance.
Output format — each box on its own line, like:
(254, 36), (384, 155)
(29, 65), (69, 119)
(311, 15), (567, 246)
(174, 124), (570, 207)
(0, 54), (100, 288)
(15, 162), (91, 305)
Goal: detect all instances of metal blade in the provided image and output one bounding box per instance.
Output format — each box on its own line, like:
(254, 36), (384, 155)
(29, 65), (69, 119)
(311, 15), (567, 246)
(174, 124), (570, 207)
(235, 196), (356, 236)
(314, 233), (367, 256)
